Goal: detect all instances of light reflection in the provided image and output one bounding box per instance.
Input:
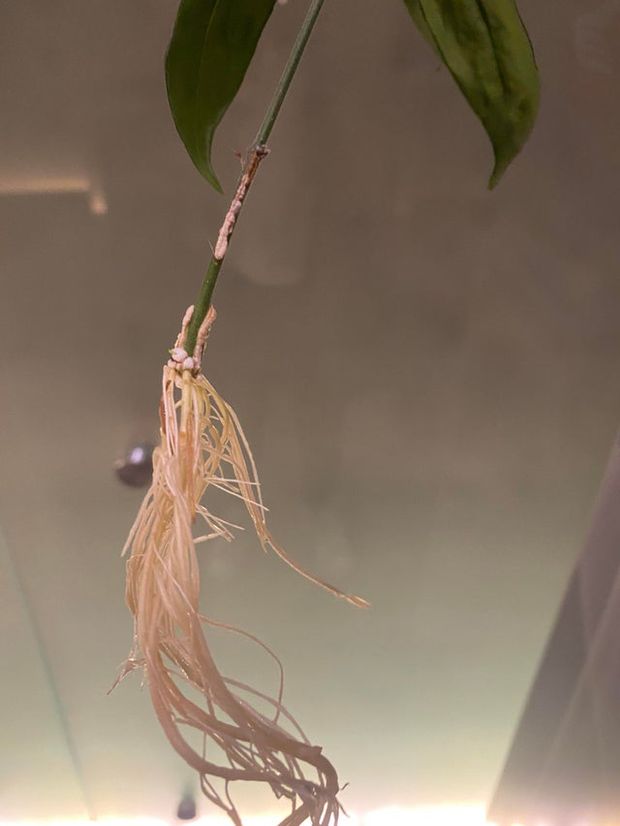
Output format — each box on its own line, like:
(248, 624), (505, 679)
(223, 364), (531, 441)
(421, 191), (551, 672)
(0, 176), (107, 215)
(88, 189), (108, 216)
(0, 804), (501, 826)
(362, 804), (493, 825)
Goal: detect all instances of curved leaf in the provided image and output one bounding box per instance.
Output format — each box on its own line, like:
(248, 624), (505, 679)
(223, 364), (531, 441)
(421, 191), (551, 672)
(403, 0), (540, 187)
(166, 0), (277, 192)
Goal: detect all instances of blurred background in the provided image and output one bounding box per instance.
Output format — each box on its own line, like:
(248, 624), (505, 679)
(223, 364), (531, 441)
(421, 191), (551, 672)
(1, 0), (620, 824)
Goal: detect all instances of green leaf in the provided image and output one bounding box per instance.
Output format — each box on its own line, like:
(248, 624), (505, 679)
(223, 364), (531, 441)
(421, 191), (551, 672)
(405, 0), (437, 48)
(166, 0), (277, 192)
(402, 0), (540, 187)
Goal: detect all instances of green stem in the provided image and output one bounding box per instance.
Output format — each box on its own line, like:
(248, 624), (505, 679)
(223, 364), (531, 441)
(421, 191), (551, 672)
(185, 0), (327, 357)
(254, 0), (326, 147)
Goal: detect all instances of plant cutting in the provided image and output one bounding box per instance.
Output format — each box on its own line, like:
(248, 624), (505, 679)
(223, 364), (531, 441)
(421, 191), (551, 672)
(116, 2), (540, 825)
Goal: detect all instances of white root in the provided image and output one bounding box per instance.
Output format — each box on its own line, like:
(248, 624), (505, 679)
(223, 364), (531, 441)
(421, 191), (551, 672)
(120, 307), (367, 825)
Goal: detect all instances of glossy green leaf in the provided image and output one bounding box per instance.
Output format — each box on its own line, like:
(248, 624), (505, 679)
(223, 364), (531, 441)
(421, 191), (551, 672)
(166, 0), (277, 192)
(403, 0), (540, 187)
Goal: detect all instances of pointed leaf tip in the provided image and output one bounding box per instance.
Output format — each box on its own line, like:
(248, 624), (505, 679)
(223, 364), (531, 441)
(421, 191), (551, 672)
(166, 0), (278, 192)
(402, 0), (540, 187)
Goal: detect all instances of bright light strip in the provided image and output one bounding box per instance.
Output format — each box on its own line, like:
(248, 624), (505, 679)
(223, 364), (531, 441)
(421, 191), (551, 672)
(0, 176), (90, 195)
(0, 804), (502, 826)
(0, 176), (107, 215)
(362, 804), (496, 825)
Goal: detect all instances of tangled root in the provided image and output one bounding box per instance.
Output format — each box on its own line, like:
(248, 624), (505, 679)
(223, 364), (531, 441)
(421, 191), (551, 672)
(119, 306), (367, 825)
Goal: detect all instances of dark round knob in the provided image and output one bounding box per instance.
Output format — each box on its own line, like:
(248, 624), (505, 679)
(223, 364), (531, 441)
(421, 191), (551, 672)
(114, 443), (154, 488)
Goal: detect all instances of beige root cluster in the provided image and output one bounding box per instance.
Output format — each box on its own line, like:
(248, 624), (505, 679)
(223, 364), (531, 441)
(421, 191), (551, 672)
(119, 306), (367, 826)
